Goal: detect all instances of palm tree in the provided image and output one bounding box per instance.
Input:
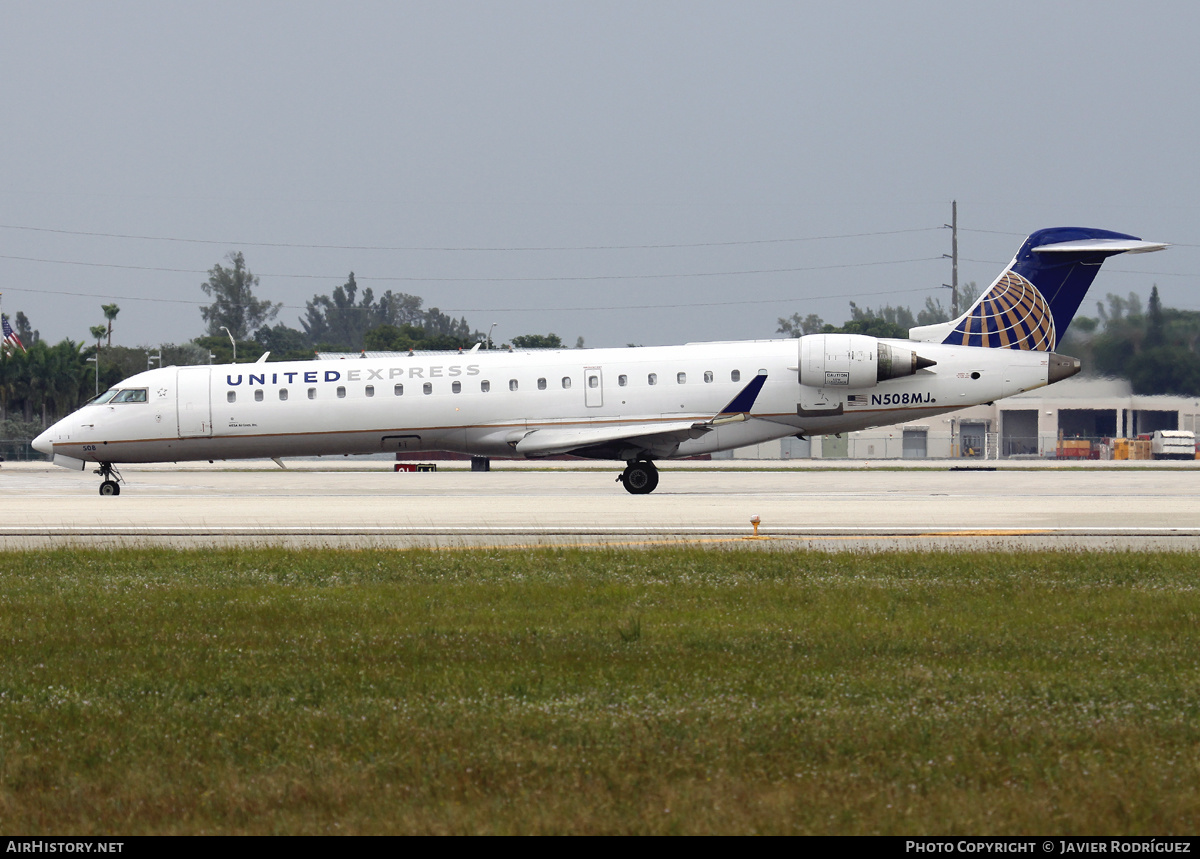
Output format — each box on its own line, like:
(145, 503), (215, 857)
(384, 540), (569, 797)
(23, 343), (49, 424)
(43, 340), (84, 417)
(102, 303), (120, 347)
(0, 351), (12, 420)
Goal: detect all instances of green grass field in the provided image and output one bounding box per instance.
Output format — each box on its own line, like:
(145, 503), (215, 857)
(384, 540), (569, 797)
(1, 547), (1198, 834)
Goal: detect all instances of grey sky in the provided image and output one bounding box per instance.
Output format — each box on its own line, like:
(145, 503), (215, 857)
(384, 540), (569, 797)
(1, 0), (1196, 350)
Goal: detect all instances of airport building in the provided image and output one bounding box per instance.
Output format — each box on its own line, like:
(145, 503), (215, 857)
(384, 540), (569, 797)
(717, 377), (1200, 461)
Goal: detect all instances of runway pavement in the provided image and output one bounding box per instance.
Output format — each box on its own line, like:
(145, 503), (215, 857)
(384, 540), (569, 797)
(2, 459), (1199, 550)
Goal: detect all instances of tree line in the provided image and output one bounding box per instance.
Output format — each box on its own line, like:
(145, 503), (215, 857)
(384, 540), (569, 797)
(776, 285), (980, 340)
(1060, 286), (1200, 395)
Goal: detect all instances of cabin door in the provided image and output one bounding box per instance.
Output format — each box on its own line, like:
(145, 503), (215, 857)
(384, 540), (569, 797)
(584, 367), (603, 408)
(177, 367), (213, 437)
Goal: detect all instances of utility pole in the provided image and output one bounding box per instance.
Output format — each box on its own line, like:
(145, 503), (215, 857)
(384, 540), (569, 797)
(943, 200), (959, 317)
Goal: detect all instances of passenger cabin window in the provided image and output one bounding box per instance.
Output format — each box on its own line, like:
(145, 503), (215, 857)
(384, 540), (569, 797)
(588, 374), (599, 388)
(336, 386), (346, 398)
(279, 389), (288, 401)
(394, 384), (404, 396)
(423, 382), (432, 395)
(509, 379), (518, 391)
(618, 375), (627, 387)
(648, 373), (657, 386)
(308, 388), (316, 399)
(227, 391), (236, 403)
(481, 380), (490, 393)
(562, 377), (572, 389)
(731, 370), (741, 382)
(677, 372), (686, 384)
(538, 378), (547, 390)
(452, 381), (461, 393)
(112, 389), (148, 404)
(365, 385), (375, 397)
(254, 389), (264, 402)
(704, 371), (714, 383)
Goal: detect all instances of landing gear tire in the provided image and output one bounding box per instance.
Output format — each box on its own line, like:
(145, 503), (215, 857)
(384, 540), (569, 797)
(619, 460), (659, 495)
(94, 462), (123, 497)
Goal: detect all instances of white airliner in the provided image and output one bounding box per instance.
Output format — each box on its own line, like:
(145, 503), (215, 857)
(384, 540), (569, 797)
(33, 227), (1166, 495)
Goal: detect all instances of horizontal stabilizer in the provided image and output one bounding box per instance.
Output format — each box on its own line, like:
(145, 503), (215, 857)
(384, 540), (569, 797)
(1033, 239), (1168, 255)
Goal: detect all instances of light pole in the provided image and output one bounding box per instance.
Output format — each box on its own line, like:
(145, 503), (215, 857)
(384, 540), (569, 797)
(219, 326), (236, 363)
(486, 322), (498, 350)
(86, 356), (98, 397)
(147, 350), (161, 371)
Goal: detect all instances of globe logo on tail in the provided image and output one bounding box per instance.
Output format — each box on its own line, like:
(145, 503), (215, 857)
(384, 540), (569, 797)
(945, 270), (1056, 351)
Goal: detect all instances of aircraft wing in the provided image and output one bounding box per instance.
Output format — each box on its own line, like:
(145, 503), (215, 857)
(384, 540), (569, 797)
(513, 372), (769, 457)
(513, 419), (708, 457)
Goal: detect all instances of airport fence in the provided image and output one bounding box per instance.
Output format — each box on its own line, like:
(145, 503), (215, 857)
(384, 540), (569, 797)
(0, 439), (42, 462)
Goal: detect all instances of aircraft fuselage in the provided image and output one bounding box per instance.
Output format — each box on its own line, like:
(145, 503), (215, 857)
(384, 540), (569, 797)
(35, 337), (1062, 467)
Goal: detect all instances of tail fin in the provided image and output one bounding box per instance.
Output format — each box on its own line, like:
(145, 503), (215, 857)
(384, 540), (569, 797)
(909, 227), (1166, 350)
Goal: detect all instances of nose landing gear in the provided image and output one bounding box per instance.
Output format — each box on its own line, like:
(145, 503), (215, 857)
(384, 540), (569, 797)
(617, 460), (659, 495)
(94, 463), (123, 497)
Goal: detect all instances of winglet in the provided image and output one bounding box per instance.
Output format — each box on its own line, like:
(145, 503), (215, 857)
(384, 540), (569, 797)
(715, 373), (767, 419)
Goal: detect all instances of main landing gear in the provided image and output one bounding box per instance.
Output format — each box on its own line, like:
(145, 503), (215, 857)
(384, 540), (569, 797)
(617, 460), (659, 495)
(94, 462), (123, 497)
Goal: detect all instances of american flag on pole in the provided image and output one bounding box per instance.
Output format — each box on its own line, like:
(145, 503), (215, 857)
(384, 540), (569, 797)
(2, 313), (26, 353)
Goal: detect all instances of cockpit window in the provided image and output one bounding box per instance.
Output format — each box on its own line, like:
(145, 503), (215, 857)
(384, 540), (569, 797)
(89, 390), (118, 405)
(111, 388), (149, 404)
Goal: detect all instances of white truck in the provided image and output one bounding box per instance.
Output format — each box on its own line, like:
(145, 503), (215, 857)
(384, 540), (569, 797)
(1151, 430), (1196, 460)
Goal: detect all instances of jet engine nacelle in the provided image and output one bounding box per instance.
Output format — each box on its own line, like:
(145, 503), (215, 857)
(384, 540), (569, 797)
(798, 333), (935, 389)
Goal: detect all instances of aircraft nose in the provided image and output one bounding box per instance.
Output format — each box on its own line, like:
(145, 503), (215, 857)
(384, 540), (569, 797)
(31, 427), (54, 455)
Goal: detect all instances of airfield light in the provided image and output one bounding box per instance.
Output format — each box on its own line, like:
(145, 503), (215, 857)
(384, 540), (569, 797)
(219, 326), (236, 363)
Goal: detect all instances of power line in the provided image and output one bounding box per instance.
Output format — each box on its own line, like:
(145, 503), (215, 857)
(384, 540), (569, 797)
(0, 253), (942, 283)
(0, 284), (943, 314)
(958, 227), (1027, 237)
(0, 222), (941, 252)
